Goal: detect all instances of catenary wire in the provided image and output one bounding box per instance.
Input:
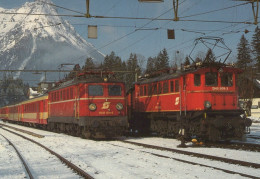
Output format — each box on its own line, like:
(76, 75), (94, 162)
(179, 2), (251, 19)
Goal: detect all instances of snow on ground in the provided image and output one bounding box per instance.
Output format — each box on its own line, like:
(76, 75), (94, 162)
(0, 121), (260, 179)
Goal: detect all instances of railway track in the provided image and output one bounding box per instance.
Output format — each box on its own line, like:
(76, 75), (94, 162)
(115, 140), (260, 178)
(0, 127), (93, 179)
(0, 134), (34, 179)
(2, 122), (260, 178)
(0, 123), (44, 138)
(120, 140), (260, 169)
(201, 141), (260, 153)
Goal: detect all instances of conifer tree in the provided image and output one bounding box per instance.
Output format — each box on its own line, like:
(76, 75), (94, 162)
(183, 56), (191, 66)
(251, 26), (260, 72)
(125, 53), (141, 89)
(83, 57), (95, 70)
(237, 35), (252, 69)
(204, 49), (215, 63)
(156, 48), (169, 70)
(146, 57), (155, 74)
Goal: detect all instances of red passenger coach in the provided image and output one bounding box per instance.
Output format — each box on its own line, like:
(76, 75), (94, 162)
(128, 62), (252, 141)
(20, 95), (48, 125)
(1, 95), (48, 126)
(48, 72), (128, 138)
(0, 106), (9, 121)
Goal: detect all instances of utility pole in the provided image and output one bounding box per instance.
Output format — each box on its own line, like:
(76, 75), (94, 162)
(236, 0), (259, 25)
(86, 0), (91, 18)
(173, 0), (179, 21)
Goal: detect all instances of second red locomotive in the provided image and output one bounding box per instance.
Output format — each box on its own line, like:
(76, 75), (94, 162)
(127, 62), (252, 141)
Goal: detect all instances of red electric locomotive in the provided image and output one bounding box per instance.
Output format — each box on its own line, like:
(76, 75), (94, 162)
(48, 71), (128, 138)
(0, 71), (128, 139)
(127, 62), (252, 141)
(127, 37), (252, 142)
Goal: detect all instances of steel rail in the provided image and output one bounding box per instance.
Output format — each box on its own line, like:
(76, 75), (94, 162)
(121, 140), (260, 169)
(0, 134), (34, 179)
(1, 128), (94, 179)
(110, 143), (259, 179)
(0, 124), (44, 138)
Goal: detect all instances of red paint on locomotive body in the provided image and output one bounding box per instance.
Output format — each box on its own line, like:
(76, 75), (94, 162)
(47, 76), (128, 138)
(128, 64), (250, 141)
(0, 73), (128, 139)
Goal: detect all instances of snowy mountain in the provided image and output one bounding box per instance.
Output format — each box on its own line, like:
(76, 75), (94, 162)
(0, 0), (104, 84)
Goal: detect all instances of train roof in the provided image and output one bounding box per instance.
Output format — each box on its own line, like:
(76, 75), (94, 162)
(48, 77), (124, 92)
(3, 94), (48, 108)
(137, 63), (242, 85)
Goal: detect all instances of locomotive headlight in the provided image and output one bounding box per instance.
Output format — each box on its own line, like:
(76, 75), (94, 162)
(89, 103), (97, 111)
(204, 101), (211, 109)
(116, 103), (123, 111)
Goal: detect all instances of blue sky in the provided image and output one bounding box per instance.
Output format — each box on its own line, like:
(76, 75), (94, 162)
(0, 0), (258, 65)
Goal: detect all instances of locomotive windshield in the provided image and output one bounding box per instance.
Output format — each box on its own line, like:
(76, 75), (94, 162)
(221, 72), (233, 87)
(108, 85), (122, 96)
(88, 85), (103, 96)
(205, 72), (218, 86)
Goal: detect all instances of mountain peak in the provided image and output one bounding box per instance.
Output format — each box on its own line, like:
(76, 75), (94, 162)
(0, 1), (104, 84)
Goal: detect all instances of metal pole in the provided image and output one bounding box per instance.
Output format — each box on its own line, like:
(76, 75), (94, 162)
(173, 0), (179, 21)
(86, 0), (91, 18)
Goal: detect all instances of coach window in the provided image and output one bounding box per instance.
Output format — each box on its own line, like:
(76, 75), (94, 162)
(170, 81), (174, 92)
(109, 85), (122, 96)
(70, 88), (73, 99)
(60, 91), (63, 100)
(205, 72), (218, 86)
(63, 90), (66, 100)
(67, 89), (69, 99)
(175, 80), (179, 92)
(163, 82), (169, 93)
(221, 72), (233, 87)
(194, 74), (201, 86)
(89, 85), (103, 96)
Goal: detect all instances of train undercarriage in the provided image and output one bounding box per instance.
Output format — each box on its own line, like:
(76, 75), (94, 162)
(2, 116), (128, 139)
(129, 110), (252, 142)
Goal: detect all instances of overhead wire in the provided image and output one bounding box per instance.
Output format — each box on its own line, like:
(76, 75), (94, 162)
(37, 0), (86, 15)
(116, 0), (191, 55)
(0, 0), (257, 67)
(179, 2), (251, 19)
(71, 4), (175, 64)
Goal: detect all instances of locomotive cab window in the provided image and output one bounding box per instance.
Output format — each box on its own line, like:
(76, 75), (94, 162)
(205, 72), (218, 86)
(89, 85), (103, 96)
(221, 72), (233, 87)
(194, 74), (201, 86)
(109, 85), (122, 96)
